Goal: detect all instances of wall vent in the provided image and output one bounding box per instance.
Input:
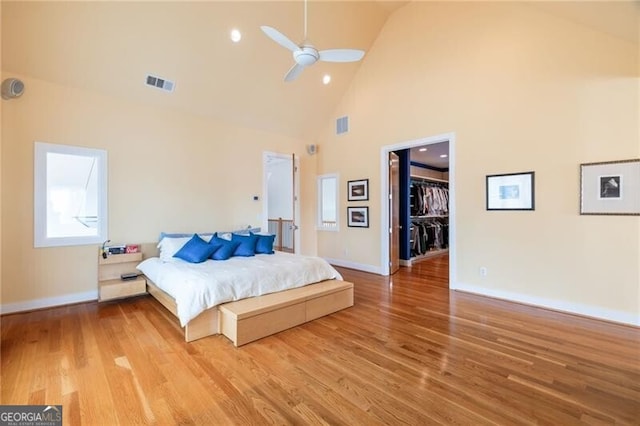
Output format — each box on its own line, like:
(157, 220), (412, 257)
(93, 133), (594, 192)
(336, 116), (349, 135)
(145, 74), (175, 92)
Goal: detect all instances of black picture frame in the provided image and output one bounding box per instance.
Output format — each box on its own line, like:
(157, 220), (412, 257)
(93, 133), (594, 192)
(347, 179), (369, 201)
(486, 171), (535, 211)
(580, 159), (640, 215)
(347, 206), (369, 228)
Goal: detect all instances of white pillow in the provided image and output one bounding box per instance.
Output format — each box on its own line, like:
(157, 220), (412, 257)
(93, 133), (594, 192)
(200, 234), (214, 242)
(157, 237), (190, 261)
(157, 234), (214, 261)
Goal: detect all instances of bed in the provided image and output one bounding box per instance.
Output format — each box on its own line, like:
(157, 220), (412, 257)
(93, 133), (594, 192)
(137, 234), (353, 346)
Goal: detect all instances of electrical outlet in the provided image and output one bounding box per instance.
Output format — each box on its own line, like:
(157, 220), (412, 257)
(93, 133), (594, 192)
(479, 267), (488, 277)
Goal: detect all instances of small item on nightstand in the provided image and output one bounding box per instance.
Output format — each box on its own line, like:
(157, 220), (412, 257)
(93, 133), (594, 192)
(120, 272), (140, 281)
(125, 244), (140, 253)
(108, 245), (126, 255)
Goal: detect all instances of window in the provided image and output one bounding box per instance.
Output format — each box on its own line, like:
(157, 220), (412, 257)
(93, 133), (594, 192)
(34, 142), (108, 247)
(317, 173), (338, 230)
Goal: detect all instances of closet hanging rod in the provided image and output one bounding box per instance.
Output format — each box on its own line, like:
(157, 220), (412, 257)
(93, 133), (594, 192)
(411, 215), (449, 221)
(410, 180), (448, 188)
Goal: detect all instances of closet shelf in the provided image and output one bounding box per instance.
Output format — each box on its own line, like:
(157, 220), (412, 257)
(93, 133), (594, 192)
(410, 215), (448, 219)
(410, 175), (448, 184)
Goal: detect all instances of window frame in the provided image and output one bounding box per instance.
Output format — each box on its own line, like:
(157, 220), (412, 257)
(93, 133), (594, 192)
(317, 173), (339, 231)
(34, 142), (108, 248)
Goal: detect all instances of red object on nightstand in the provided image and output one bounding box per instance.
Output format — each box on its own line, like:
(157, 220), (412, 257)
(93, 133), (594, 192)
(125, 244), (139, 254)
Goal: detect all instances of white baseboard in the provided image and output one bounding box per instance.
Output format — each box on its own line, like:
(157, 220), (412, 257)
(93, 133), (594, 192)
(324, 258), (383, 275)
(451, 281), (639, 327)
(1, 290), (98, 315)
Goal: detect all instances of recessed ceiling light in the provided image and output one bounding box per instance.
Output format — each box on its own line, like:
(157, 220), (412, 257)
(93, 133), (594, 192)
(419, 148), (427, 152)
(440, 154), (448, 158)
(322, 74), (331, 85)
(230, 29), (242, 43)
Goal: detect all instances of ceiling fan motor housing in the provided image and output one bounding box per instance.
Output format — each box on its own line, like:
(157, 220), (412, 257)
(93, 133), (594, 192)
(293, 46), (319, 66)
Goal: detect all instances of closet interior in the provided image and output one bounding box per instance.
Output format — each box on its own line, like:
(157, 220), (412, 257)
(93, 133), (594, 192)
(394, 141), (450, 266)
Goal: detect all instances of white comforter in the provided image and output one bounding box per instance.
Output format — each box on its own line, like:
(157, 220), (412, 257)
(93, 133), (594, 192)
(137, 252), (343, 327)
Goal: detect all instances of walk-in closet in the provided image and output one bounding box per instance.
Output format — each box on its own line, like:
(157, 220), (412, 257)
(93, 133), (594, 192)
(393, 141), (450, 267)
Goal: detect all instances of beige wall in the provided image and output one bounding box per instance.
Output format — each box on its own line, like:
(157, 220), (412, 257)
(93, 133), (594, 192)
(1, 74), (317, 308)
(1, 1), (638, 326)
(317, 2), (639, 324)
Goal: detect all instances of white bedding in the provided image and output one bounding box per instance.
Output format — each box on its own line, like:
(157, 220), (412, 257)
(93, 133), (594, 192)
(137, 251), (343, 327)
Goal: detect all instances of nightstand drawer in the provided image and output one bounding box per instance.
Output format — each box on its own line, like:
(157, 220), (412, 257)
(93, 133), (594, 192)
(99, 277), (146, 301)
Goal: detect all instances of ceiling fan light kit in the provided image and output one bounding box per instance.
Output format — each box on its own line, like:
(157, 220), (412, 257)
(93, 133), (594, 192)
(294, 46), (319, 66)
(260, 0), (365, 82)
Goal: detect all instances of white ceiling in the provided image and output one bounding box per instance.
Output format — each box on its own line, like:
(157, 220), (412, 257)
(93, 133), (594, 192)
(410, 141), (449, 169)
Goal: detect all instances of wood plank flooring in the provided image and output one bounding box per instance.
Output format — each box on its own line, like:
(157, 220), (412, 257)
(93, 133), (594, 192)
(2, 256), (639, 425)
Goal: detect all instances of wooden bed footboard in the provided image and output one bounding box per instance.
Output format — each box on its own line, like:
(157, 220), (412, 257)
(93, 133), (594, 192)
(145, 279), (354, 345)
(146, 280), (221, 342)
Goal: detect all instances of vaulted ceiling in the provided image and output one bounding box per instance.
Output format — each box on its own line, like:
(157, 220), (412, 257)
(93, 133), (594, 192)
(2, 1), (406, 140)
(2, 1), (637, 142)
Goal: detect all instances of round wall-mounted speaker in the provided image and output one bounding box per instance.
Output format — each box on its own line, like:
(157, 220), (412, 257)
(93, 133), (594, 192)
(1, 78), (25, 100)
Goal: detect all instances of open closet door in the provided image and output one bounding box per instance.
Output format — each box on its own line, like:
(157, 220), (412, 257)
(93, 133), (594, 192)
(389, 152), (400, 274)
(264, 152), (297, 253)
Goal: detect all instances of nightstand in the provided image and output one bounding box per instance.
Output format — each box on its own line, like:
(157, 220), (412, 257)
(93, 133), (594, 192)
(98, 252), (146, 302)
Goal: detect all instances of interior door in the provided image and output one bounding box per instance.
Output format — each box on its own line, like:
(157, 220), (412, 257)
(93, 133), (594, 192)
(389, 152), (400, 274)
(264, 152), (297, 253)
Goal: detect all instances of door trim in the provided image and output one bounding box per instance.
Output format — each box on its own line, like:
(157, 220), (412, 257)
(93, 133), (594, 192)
(389, 152), (400, 274)
(379, 132), (456, 283)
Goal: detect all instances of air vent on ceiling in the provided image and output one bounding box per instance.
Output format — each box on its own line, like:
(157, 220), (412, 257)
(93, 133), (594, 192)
(145, 74), (175, 93)
(336, 116), (349, 135)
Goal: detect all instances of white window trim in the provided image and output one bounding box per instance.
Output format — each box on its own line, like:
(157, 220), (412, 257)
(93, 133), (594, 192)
(34, 142), (108, 248)
(317, 173), (339, 231)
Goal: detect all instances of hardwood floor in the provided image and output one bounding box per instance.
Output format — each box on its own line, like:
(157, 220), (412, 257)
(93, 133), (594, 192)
(2, 256), (639, 425)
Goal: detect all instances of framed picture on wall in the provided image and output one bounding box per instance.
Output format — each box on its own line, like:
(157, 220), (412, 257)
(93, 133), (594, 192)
(580, 159), (640, 215)
(486, 171), (535, 211)
(347, 207), (369, 228)
(348, 179), (369, 201)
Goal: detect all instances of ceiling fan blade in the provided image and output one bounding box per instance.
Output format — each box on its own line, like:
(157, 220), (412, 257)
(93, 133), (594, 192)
(319, 49), (365, 63)
(261, 26), (300, 53)
(284, 63), (305, 82)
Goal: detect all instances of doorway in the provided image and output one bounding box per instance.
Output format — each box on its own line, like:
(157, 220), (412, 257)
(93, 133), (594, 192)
(380, 132), (455, 285)
(401, 141), (450, 266)
(263, 152), (300, 253)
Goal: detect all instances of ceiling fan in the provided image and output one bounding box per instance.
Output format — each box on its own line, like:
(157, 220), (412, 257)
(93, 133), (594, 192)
(260, 0), (365, 82)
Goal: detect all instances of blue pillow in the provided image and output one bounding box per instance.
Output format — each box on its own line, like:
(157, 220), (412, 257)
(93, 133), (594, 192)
(207, 237), (223, 253)
(209, 237), (240, 261)
(173, 234), (216, 263)
(231, 233), (259, 257)
(251, 232), (276, 254)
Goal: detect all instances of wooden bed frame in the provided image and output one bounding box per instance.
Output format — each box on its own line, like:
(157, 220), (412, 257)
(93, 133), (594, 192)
(146, 278), (354, 346)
